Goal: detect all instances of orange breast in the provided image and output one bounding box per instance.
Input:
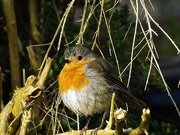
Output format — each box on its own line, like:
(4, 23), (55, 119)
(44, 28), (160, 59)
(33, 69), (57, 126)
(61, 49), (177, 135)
(58, 62), (90, 93)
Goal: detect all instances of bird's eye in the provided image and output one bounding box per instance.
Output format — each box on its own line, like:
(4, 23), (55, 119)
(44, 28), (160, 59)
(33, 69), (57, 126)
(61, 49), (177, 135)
(77, 55), (82, 60)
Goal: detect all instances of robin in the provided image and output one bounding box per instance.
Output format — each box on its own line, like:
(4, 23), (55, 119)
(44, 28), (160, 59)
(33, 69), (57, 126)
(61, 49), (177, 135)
(58, 45), (146, 131)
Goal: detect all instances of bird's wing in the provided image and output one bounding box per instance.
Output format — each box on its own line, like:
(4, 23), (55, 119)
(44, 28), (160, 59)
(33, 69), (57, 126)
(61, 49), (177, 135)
(87, 58), (146, 109)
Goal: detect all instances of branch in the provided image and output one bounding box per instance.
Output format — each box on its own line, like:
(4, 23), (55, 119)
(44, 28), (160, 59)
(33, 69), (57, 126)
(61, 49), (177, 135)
(2, 0), (21, 89)
(57, 108), (150, 135)
(29, 0), (42, 44)
(0, 58), (53, 135)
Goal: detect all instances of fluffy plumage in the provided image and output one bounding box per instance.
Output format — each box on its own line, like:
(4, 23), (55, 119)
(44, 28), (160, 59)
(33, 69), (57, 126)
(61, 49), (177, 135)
(58, 45), (146, 116)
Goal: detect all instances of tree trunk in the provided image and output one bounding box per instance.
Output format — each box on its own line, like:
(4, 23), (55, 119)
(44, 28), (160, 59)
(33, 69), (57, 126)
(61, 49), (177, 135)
(2, 0), (21, 90)
(29, 0), (41, 44)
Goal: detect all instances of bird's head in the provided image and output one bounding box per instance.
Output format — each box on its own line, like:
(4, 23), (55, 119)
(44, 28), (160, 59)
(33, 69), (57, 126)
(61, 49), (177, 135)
(64, 45), (96, 65)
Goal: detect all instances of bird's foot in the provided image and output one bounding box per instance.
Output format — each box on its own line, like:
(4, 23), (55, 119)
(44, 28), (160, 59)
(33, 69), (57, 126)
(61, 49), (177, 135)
(80, 126), (88, 135)
(90, 127), (102, 135)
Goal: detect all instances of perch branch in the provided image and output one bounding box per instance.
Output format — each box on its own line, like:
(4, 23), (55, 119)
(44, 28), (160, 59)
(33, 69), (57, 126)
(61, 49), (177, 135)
(57, 108), (150, 135)
(105, 93), (115, 130)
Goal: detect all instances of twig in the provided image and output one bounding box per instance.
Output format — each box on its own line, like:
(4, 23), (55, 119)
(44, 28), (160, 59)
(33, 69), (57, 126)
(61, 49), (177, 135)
(19, 108), (32, 135)
(130, 0), (180, 116)
(0, 58), (53, 135)
(76, 0), (88, 45)
(91, 0), (104, 49)
(76, 0), (97, 45)
(141, 0), (180, 54)
(52, 0), (68, 44)
(38, 0), (76, 78)
(105, 93), (115, 130)
(102, 5), (122, 81)
(127, 0), (139, 87)
(57, 0), (76, 51)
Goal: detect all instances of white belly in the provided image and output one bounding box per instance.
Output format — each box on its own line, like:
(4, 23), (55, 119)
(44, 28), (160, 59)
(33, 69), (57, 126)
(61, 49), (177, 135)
(61, 70), (112, 116)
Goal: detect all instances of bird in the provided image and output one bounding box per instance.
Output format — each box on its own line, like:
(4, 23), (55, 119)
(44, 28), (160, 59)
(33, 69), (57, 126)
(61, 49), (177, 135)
(58, 45), (146, 131)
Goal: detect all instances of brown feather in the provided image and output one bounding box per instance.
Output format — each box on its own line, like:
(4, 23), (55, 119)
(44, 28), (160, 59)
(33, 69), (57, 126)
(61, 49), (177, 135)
(87, 58), (146, 109)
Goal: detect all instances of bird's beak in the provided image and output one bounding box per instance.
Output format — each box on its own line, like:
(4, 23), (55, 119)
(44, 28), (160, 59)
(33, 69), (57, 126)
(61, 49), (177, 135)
(64, 59), (70, 63)
(64, 56), (73, 63)
(64, 57), (70, 63)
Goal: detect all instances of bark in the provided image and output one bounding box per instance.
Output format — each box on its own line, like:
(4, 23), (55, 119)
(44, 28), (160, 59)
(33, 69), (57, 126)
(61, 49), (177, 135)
(2, 0), (21, 90)
(29, 0), (41, 44)
(57, 108), (150, 135)
(0, 57), (53, 135)
(27, 46), (42, 74)
(28, 0), (43, 73)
